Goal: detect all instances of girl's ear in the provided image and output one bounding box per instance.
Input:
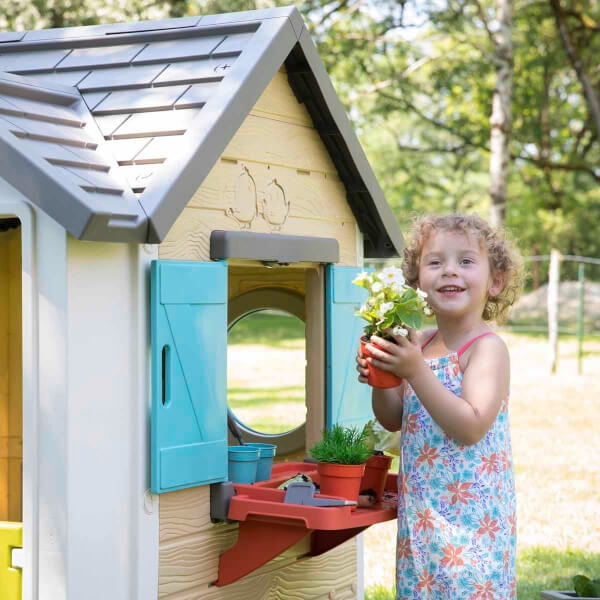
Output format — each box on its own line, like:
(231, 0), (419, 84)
(488, 273), (504, 297)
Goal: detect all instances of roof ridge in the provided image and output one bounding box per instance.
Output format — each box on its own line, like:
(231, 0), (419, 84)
(0, 71), (80, 105)
(0, 7), (303, 49)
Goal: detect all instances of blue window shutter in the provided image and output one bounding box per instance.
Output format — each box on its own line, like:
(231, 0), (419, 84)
(151, 260), (228, 494)
(326, 265), (374, 429)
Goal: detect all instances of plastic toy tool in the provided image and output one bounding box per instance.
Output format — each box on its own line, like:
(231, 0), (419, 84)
(284, 481), (357, 507)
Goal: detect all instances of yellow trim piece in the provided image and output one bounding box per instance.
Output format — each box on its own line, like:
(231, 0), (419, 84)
(0, 521), (22, 600)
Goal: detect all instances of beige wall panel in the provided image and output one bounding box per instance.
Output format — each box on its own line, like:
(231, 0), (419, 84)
(160, 540), (357, 600)
(160, 530), (314, 598)
(227, 266), (306, 300)
(160, 208), (357, 266)
(221, 115), (338, 175)
(188, 161), (353, 223)
(250, 70), (313, 128)
(159, 527), (237, 597)
(0, 233), (8, 519)
(160, 486), (214, 543)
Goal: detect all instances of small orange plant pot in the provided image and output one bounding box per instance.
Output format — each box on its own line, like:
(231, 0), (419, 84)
(360, 454), (393, 501)
(317, 462), (365, 506)
(360, 337), (403, 389)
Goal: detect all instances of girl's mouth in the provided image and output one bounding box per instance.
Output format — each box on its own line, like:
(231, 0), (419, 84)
(438, 286), (465, 296)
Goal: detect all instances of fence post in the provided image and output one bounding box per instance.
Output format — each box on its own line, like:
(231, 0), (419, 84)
(577, 263), (585, 375)
(548, 249), (560, 373)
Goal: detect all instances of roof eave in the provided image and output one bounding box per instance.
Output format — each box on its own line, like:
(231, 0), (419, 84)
(139, 16), (298, 243)
(286, 29), (403, 259)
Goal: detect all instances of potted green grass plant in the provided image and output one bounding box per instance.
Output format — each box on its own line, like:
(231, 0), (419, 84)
(353, 266), (431, 389)
(309, 424), (372, 504)
(541, 575), (600, 599)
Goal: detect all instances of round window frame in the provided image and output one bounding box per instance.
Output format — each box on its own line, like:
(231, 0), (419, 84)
(227, 287), (306, 455)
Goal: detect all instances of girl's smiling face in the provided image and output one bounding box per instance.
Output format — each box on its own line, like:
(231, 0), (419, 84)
(418, 230), (502, 321)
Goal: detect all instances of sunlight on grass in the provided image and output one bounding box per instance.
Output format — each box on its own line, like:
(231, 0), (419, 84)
(228, 310), (306, 433)
(516, 547), (600, 600)
(364, 547), (600, 600)
(228, 311), (305, 347)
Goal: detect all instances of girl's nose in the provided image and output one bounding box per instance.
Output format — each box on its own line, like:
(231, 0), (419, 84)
(442, 262), (458, 276)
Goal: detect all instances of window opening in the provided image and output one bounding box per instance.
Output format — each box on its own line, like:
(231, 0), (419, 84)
(227, 309), (306, 434)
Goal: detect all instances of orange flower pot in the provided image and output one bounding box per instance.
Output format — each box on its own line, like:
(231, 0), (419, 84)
(316, 462), (365, 505)
(360, 337), (403, 389)
(360, 454), (393, 501)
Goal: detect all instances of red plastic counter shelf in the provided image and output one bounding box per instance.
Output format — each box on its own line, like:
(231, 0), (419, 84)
(216, 462), (398, 587)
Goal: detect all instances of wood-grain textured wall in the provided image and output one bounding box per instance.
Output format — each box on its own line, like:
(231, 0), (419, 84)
(156, 67), (360, 599)
(158, 67), (359, 266)
(0, 227), (22, 522)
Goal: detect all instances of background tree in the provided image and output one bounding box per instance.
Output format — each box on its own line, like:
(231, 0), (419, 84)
(2, 0), (600, 278)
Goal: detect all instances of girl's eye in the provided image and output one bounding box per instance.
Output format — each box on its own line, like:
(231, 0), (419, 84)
(428, 260), (441, 266)
(461, 258), (474, 265)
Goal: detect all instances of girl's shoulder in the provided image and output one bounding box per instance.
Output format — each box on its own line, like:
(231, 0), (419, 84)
(418, 328), (438, 347)
(460, 330), (509, 370)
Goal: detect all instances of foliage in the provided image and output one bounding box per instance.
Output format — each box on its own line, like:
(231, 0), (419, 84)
(517, 548), (600, 600)
(574, 575), (600, 598)
(364, 584), (394, 600)
(0, 0), (190, 31)
(362, 419), (400, 456)
(353, 266), (430, 339)
(228, 311), (304, 347)
(309, 424), (372, 465)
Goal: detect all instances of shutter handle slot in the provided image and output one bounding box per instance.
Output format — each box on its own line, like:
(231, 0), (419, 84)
(162, 345), (171, 406)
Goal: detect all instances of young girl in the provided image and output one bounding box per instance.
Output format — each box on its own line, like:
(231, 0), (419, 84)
(356, 214), (523, 600)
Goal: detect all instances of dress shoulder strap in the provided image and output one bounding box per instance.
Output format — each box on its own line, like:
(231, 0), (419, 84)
(421, 330), (438, 350)
(457, 332), (496, 357)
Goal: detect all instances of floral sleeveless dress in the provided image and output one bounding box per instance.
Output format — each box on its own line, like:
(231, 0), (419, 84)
(396, 333), (517, 600)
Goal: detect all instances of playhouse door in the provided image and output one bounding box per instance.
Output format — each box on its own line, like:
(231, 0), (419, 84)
(0, 220), (23, 599)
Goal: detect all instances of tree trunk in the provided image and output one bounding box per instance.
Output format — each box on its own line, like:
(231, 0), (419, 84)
(549, 0), (600, 141)
(489, 0), (514, 229)
(548, 249), (561, 374)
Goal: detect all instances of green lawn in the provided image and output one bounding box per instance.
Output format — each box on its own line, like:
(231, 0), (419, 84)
(365, 547), (600, 600)
(228, 311), (305, 348)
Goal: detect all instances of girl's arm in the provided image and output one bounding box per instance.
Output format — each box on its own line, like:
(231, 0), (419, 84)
(366, 333), (509, 445)
(372, 386), (404, 432)
(356, 344), (404, 432)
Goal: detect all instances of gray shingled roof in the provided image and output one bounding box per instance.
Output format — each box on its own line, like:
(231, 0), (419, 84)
(0, 7), (402, 257)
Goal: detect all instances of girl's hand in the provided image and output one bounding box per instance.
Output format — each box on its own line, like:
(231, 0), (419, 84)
(356, 346), (369, 383)
(366, 329), (425, 380)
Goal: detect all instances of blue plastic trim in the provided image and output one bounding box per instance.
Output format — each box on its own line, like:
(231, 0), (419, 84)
(325, 265), (375, 430)
(151, 259), (228, 494)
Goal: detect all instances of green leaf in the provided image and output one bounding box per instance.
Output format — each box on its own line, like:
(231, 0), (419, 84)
(401, 311), (424, 330)
(573, 575), (599, 597)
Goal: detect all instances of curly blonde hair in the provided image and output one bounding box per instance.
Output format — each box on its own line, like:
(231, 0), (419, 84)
(402, 213), (524, 324)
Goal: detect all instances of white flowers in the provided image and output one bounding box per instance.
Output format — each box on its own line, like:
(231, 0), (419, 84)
(381, 266), (406, 289)
(352, 263), (432, 339)
(352, 271), (371, 284)
(377, 302), (394, 319)
(392, 326), (408, 337)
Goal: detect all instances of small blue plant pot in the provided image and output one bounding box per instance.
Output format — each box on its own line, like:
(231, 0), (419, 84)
(245, 443), (277, 482)
(228, 446), (259, 484)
